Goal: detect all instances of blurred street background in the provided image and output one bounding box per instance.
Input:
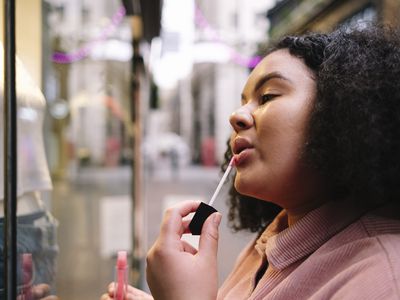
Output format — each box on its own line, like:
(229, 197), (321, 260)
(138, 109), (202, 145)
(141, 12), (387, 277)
(52, 163), (254, 298)
(3, 0), (400, 298)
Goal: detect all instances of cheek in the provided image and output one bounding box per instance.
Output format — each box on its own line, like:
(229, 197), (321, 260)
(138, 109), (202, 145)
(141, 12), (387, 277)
(256, 101), (311, 148)
(256, 118), (303, 165)
(250, 107), (312, 197)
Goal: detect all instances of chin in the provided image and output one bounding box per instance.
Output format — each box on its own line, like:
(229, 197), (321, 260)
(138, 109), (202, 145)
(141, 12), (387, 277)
(234, 174), (269, 201)
(234, 176), (254, 198)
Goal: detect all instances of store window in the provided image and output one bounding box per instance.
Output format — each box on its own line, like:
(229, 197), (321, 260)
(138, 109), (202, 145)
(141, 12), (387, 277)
(3, 0), (269, 298)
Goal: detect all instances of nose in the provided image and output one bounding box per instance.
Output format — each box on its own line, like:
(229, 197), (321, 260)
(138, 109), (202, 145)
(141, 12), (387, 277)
(229, 107), (254, 132)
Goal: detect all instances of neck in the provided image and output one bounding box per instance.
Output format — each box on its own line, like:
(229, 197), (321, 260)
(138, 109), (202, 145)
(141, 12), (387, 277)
(286, 198), (328, 226)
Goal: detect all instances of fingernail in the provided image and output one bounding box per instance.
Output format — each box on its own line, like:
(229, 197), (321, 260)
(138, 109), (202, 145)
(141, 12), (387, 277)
(213, 213), (222, 226)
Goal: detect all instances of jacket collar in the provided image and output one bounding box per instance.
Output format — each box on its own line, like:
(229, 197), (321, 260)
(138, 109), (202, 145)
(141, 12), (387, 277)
(255, 199), (368, 270)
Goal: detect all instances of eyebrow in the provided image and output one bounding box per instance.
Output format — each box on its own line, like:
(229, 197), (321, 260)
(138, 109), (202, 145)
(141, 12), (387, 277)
(241, 71), (293, 102)
(254, 71), (292, 92)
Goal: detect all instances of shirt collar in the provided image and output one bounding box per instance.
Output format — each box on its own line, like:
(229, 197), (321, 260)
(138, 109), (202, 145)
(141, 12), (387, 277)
(255, 199), (368, 270)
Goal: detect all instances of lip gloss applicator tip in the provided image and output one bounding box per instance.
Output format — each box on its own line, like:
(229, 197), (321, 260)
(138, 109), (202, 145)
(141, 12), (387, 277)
(189, 157), (236, 235)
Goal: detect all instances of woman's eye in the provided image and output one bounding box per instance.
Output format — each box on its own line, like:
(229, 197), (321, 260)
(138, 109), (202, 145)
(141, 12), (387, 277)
(260, 94), (278, 104)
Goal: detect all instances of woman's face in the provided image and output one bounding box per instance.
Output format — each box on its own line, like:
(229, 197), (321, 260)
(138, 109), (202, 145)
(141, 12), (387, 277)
(230, 49), (323, 211)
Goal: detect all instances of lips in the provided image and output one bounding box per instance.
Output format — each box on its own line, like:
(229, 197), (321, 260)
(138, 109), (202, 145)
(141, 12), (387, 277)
(232, 137), (254, 155)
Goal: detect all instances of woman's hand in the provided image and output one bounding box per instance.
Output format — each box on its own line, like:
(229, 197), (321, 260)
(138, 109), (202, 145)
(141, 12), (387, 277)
(146, 201), (222, 300)
(100, 282), (154, 300)
(17, 283), (59, 300)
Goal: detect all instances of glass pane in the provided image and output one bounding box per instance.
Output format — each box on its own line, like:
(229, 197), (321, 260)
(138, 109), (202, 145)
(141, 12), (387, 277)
(3, 0), (276, 298)
(3, 0), (400, 299)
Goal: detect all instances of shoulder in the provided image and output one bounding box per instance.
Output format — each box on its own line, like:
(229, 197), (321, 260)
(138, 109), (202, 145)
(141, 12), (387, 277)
(314, 213), (400, 299)
(359, 213), (400, 282)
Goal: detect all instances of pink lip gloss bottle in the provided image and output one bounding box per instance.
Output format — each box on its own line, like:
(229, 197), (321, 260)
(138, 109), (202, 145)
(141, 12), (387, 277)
(114, 251), (128, 300)
(21, 253), (33, 300)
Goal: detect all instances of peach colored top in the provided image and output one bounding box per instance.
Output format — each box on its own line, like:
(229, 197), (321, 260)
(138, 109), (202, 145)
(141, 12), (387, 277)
(218, 200), (400, 299)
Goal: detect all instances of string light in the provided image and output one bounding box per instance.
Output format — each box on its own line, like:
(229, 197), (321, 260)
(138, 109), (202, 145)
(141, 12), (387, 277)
(194, 4), (262, 68)
(51, 6), (126, 64)
(51, 4), (261, 68)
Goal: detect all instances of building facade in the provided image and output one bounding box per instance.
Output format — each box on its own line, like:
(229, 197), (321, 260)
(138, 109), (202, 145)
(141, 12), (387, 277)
(266, 0), (400, 41)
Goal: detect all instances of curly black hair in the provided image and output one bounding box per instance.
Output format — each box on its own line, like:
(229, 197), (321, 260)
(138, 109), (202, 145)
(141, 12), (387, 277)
(223, 24), (400, 233)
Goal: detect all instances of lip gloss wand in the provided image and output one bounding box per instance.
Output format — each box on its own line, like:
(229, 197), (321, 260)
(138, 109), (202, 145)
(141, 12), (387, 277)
(189, 157), (236, 235)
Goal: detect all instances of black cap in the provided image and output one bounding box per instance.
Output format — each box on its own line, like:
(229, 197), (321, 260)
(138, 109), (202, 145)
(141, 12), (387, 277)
(189, 202), (218, 235)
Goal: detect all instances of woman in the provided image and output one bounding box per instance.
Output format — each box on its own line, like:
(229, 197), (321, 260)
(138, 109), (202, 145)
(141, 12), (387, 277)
(102, 24), (400, 299)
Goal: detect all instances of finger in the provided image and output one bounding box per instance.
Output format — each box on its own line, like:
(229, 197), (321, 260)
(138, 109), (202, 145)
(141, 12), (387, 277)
(125, 286), (154, 299)
(126, 285), (149, 294)
(31, 283), (50, 297)
(181, 240), (198, 255)
(126, 294), (153, 300)
(100, 294), (110, 300)
(182, 219), (192, 234)
(198, 212), (222, 260)
(160, 201), (200, 237)
(108, 282), (115, 295)
(100, 293), (111, 300)
(41, 296), (59, 300)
